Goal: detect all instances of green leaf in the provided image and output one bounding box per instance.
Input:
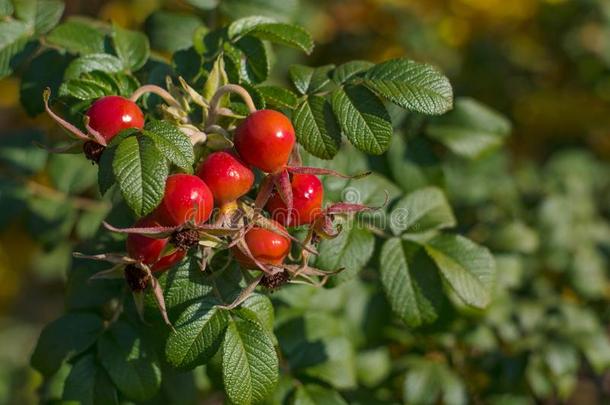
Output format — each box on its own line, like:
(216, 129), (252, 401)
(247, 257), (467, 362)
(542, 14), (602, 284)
(220, 0), (298, 21)
(75, 203), (111, 240)
(112, 24), (150, 71)
(424, 234), (495, 309)
(48, 153), (97, 194)
(98, 321), (161, 401)
(387, 134), (444, 193)
(66, 261), (123, 311)
(332, 60), (373, 84)
(166, 299), (229, 370)
(60, 71), (140, 101)
(47, 19), (105, 54)
(0, 129), (47, 174)
(228, 16), (313, 54)
(149, 256), (214, 314)
(403, 360), (466, 405)
(0, 178), (28, 228)
(390, 187), (456, 236)
(97, 146), (116, 195)
(143, 121), (195, 172)
(234, 36), (269, 84)
(12, 0), (37, 22)
(0, 20), (30, 79)
(426, 98), (511, 159)
(364, 58), (453, 115)
(343, 172), (401, 206)
(301, 337), (357, 389)
(0, 0), (13, 17)
(276, 312), (356, 389)
(380, 239), (443, 327)
(579, 332), (610, 373)
(64, 54), (124, 80)
(60, 77), (112, 100)
(257, 85), (298, 110)
(19, 50), (70, 116)
(62, 354), (119, 405)
(316, 218), (375, 285)
(293, 95), (341, 159)
(185, 0), (219, 10)
(293, 385), (348, 405)
(331, 85), (392, 155)
(289, 64), (334, 95)
(34, 0), (64, 35)
(222, 313), (279, 405)
(241, 294), (274, 336)
(31, 313), (104, 376)
(356, 348), (392, 388)
(26, 195), (77, 244)
(228, 16), (276, 38)
(112, 135), (168, 217)
(145, 11), (204, 53)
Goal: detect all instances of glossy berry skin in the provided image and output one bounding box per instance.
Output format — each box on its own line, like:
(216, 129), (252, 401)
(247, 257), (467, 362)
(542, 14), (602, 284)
(234, 109), (295, 173)
(197, 151), (254, 205)
(154, 174), (214, 227)
(266, 174), (324, 226)
(152, 249), (186, 272)
(86, 96), (145, 141)
(232, 221), (291, 268)
(126, 216), (185, 272)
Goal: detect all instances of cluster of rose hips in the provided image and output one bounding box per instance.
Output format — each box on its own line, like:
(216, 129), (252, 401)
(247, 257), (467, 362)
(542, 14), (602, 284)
(47, 87), (372, 319)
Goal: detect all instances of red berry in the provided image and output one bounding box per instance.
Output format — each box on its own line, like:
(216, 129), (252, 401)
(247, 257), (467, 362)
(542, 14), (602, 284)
(126, 216), (185, 272)
(86, 96), (145, 141)
(154, 174), (214, 227)
(234, 109), (295, 173)
(152, 249), (186, 272)
(266, 174), (324, 226)
(232, 221), (291, 268)
(197, 151), (254, 205)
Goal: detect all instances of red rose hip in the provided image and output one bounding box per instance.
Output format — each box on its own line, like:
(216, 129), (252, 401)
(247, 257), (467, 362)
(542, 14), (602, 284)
(86, 96), (145, 141)
(152, 249), (186, 272)
(232, 221), (291, 268)
(266, 174), (324, 226)
(154, 174), (214, 227)
(233, 109), (295, 173)
(197, 151), (254, 205)
(126, 216), (185, 272)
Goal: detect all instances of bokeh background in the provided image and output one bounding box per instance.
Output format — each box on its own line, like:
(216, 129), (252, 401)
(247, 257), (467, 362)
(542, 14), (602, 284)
(1, 0), (610, 403)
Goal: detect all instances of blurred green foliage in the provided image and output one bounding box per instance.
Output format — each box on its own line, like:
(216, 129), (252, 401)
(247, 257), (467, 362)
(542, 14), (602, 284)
(1, 0), (609, 404)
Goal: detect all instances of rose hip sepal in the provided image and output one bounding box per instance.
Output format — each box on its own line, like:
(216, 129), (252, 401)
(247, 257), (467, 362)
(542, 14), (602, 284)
(72, 251), (173, 329)
(102, 220), (241, 253)
(308, 199), (387, 242)
(126, 216), (186, 271)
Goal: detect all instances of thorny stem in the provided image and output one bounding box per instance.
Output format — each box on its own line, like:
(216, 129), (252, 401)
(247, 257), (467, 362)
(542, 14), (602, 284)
(207, 84), (257, 128)
(130, 84), (182, 110)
